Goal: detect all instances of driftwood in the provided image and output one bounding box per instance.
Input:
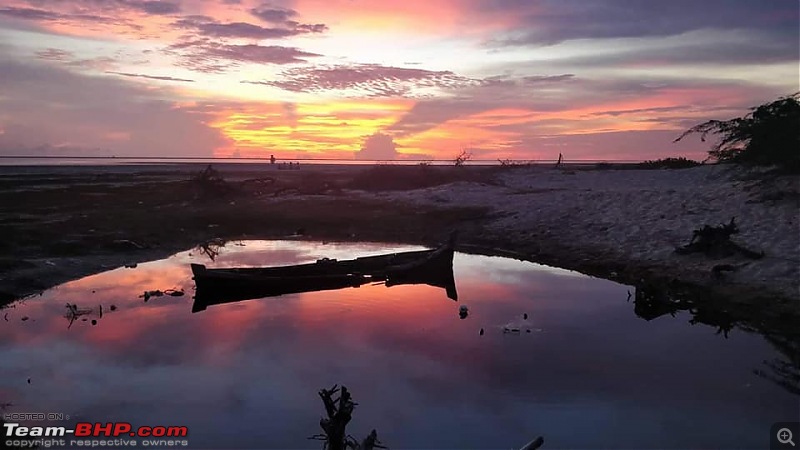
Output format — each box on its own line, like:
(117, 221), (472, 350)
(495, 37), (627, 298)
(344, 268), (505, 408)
(675, 217), (764, 259)
(196, 238), (227, 261)
(192, 165), (237, 198)
(310, 385), (385, 450)
(309, 383), (544, 449)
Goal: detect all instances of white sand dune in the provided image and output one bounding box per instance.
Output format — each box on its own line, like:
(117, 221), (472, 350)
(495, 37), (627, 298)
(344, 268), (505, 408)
(362, 165), (799, 300)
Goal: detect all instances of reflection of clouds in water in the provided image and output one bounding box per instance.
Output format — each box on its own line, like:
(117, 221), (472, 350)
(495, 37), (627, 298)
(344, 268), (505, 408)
(0, 241), (795, 448)
(194, 240), (425, 268)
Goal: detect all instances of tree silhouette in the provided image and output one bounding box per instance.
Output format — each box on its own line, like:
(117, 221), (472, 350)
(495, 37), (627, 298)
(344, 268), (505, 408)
(675, 93), (800, 172)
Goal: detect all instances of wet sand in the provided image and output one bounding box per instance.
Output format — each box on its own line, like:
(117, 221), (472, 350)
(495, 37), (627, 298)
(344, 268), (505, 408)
(1, 163), (797, 323)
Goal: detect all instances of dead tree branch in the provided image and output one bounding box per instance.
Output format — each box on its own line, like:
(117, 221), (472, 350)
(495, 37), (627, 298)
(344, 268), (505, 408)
(311, 385), (385, 450)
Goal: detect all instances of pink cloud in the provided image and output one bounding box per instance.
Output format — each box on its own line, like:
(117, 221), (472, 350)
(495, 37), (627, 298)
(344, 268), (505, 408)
(0, 53), (231, 157)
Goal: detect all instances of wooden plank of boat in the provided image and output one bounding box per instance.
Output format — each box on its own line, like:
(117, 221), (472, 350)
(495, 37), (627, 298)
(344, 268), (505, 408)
(190, 234), (457, 312)
(190, 247), (439, 280)
(385, 243), (458, 301)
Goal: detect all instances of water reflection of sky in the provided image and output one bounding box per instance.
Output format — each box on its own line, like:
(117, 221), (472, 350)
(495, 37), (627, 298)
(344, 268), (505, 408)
(0, 240), (795, 449)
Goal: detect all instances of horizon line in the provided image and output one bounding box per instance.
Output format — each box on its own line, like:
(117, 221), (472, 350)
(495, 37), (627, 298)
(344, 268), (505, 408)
(0, 155), (653, 163)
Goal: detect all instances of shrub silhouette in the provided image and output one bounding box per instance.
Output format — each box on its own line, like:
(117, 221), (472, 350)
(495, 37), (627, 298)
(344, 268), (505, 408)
(638, 157), (701, 170)
(675, 93), (800, 172)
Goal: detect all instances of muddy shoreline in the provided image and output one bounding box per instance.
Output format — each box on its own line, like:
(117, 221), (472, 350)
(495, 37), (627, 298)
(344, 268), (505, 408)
(1, 164), (797, 328)
(0, 164), (488, 303)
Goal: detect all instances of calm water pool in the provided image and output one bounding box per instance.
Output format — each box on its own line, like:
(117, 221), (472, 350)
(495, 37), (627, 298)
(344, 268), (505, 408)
(0, 240), (796, 449)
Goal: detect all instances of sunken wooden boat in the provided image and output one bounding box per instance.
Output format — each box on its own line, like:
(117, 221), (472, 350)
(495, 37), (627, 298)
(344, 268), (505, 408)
(191, 234), (458, 312)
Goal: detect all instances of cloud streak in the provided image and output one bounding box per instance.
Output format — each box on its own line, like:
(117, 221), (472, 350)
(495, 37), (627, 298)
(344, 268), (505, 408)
(484, 0), (798, 47)
(106, 71), (195, 82)
(0, 6), (119, 24)
(245, 64), (479, 97)
(36, 48), (120, 71)
(166, 40), (321, 73)
(249, 6), (298, 24)
(173, 14), (327, 40)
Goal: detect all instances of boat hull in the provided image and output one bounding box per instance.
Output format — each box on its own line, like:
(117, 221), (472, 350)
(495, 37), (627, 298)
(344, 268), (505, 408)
(190, 238), (457, 312)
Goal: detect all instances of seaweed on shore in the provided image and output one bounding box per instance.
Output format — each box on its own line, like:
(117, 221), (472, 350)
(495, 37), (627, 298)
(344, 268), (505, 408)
(675, 217), (764, 259)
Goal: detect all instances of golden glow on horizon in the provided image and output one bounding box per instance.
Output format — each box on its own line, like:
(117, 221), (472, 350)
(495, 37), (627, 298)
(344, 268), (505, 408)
(203, 84), (746, 159)
(397, 118), (518, 159)
(209, 99), (415, 157)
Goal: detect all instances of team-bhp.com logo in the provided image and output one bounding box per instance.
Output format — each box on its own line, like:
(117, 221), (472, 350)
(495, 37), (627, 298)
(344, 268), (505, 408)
(4, 422), (189, 447)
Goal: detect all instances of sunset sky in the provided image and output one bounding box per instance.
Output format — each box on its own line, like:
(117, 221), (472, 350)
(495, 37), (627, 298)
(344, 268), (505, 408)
(0, 0), (796, 161)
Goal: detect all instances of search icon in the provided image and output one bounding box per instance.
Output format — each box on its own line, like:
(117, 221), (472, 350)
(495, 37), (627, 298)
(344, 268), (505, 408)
(778, 428), (795, 447)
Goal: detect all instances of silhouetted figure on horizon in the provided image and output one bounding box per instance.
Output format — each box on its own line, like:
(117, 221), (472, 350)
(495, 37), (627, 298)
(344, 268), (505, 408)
(270, 154), (276, 164)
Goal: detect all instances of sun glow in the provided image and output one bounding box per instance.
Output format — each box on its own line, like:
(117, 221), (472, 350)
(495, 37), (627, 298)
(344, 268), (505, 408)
(209, 99), (414, 157)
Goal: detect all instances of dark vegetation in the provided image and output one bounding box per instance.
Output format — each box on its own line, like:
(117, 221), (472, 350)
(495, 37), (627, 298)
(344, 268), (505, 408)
(675, 217), (764, 259)
(637, 157), (702, 170)
(192, 164), (235, 198)
(453, 149), (472, 167)
(592, 162), (614, 170)
(498, 159), (537, 168)
(675, 93), (800, 172)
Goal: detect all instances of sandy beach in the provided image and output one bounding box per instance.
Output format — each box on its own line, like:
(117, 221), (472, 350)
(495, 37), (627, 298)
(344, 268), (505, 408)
(366, 164), (800, 302)
(1, 163), (797, 313)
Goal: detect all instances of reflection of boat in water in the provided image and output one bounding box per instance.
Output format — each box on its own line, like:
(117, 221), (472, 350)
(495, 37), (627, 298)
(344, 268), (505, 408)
(190, 235), (458, 312)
